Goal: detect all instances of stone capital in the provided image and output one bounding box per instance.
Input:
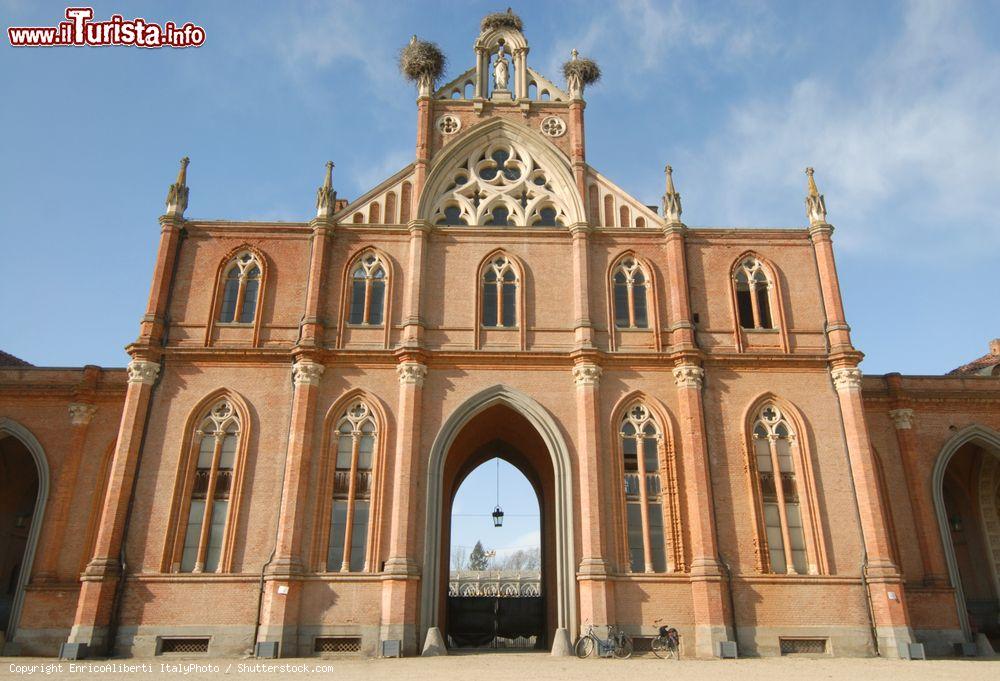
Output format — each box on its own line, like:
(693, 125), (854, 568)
(572, 364), (601, 387)
(68, 403), (98, 426)
(397, 361), (428, 386)
(672, 364), (704, 390)
(888, 408), (915, 430)
(830, 366), (863, 391)
(292, 359), (325, 386)
(126, 359), (160, 385)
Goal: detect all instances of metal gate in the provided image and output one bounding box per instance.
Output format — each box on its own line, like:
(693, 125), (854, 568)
(447, 596), (544, 649)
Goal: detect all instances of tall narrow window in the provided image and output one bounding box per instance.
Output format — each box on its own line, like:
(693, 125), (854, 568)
(181, 400), (239, 573)
(621, 404), (666, 573)
(734, 258), (773, 329)
(752, 405), (807, 574)
(327, 401), (377, 572)
(481, 255), (518, 328)
(612, 258), (649, 329)
(348, 253), (387, 326)
(218, 252), (262, 324)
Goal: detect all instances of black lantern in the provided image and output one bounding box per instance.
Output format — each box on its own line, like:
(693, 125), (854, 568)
(949, 515), (963, 533)
(492, 505), (505, 527)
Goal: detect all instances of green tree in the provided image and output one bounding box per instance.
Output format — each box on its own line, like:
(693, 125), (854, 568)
(468, 540), (490, 570)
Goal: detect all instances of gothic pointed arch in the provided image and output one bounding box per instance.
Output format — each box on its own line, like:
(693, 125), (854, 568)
(161, 388), (253, 573)
(205, 243), (269, 348)
(742, 393), (827, 575)
(418, 118), (586, 227)
(728, 251), (790, 353)
(605, 251), (664, 351)
(311, 389), (391, 572)
(335, 245), (395, 350)
(608, 392), (683, 573)
(474, 248), (526, 350)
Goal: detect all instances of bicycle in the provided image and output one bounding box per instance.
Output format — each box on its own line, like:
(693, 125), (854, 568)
(575, 624), (633, 659)
(650, 618), (680, 659)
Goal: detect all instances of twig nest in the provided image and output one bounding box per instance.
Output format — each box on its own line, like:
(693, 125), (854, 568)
(480, 8), (524, 33)
(562, 56), (601, 87)
(398, 35), (446, 85)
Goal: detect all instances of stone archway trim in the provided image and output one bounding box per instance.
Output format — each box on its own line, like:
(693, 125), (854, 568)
(931, 424), (1000, 641)
(419, 385), (577, 646)
(0, 418), (50, 644)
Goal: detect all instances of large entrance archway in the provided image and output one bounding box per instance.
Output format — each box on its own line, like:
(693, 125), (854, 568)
(933, 425), (1000, 646)
(421, 385), (576, 653)
(0, 419), (49, 652)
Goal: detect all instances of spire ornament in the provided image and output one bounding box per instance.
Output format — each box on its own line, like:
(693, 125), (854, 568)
(315, 161), (337, 219)
(804, 167), (828, 226)
(164, 156), (190, 218)
(662, 164), (683, 224)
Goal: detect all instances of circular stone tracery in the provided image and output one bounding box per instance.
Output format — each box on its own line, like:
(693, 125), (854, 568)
(437, 115), (462, 135)
(539, 116), (566, 137)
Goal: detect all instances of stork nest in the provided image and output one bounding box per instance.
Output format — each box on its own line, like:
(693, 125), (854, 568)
(398, 37), (446, 84)
(480, 10), (523, 33)
(563, 57), (602, 87)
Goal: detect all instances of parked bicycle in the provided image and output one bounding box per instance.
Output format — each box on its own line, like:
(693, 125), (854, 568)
(575, 624), (633, 659)
(650, 618), (680, 659)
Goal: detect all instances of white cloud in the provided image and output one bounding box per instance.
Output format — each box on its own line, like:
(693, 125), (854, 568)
(680, 0), (1000, 259)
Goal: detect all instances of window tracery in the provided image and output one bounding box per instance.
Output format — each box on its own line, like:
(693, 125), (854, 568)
(620, 403), (668, 573)
(734, 257), (773, 330)
(612, 257), (649, 329)
(430, 141), (570, 227)
(327, 400), (378, 572)
(219, 252), (262, 324)
(481, 255), (518, 328)
(348, 252), (387, 326)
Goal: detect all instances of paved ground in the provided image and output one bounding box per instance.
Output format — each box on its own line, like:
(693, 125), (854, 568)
(3, 653), (1000, 681)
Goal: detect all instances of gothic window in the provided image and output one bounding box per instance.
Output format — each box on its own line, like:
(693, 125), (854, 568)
(348, 252), (387, 326)
(481, 255), (518, 328)
(612, 258), (649, 329)
(429, 141), (571, 227)
(180, 400), (240, 573)
(620, 404), (667, 573)
(751, 404), (808, 574)
(327, 401), (377, 572)
(219, 252), (262, 324)
(734, 258), (773, 330)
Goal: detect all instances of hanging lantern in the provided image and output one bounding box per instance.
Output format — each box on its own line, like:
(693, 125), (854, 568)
(492, 505), (504, 527)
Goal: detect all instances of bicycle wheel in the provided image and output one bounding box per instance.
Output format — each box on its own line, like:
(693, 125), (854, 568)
(613, 634), (633, 659)
(650, 636), (668, 659)
(575, 635), (595, 659)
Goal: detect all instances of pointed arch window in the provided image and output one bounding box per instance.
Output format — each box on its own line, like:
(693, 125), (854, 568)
(219, 252), (262, 324)
(612, 258), (649, 329)
(481, 255), (518, 328)
(621, 404), (667, 573)
(751, 405), (808, 574)
(734, 258), (773, 329)
(327, 401), (377, 572)
(348, 252), (387, 326)
(180, 400), (240, 573)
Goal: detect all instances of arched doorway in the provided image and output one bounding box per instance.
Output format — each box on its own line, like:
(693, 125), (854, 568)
(421, 385), (576, 653)
(447, 455), (543, 649)
(0, 419), (49, 652)
(933, 426), (1000, 647)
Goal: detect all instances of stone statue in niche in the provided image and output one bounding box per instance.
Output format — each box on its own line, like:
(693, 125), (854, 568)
(493, 44), (510, 91)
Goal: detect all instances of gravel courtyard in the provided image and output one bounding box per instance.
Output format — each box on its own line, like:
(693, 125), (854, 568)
(3, 654), (1000, 681)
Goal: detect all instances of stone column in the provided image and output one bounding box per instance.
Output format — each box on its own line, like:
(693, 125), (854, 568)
(382, 359), (426, 655)
(299, 228), (334, 348)
(66, 358), (159, 654)
(662, 224), (696, 350)
(885, 406), (948, 585)
(257, 358), (324, 656)
(572, 362), (614, 628)
(569, 225), (594, 348)
(35, 403), (98, 583)
(831, 367), (913, 654)
(809, 224), (853, 354)
(672, 363), (730, 657)
(568, 99), (588, 204)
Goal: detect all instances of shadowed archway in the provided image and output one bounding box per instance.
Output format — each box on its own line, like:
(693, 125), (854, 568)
(421, 385), (576, 652)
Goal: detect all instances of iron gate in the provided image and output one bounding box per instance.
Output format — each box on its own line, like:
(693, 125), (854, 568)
(447, 596), (544, 649)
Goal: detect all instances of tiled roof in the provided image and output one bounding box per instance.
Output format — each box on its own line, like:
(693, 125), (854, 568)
(0, 350), (33, 367)
(948, 339), (1000, 376)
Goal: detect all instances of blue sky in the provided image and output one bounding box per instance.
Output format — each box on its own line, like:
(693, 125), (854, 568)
(2, 0), (998, 373)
